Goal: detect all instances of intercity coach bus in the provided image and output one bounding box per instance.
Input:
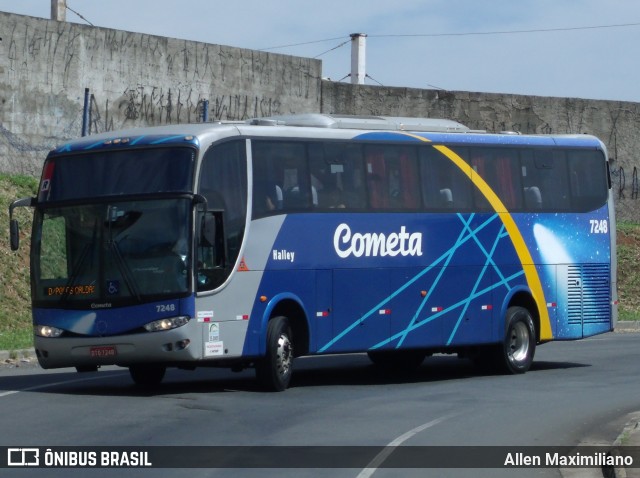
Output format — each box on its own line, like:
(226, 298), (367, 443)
(9, 114), (617, 391)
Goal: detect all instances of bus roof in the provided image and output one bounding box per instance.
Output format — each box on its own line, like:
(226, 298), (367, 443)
(49, 114), (605, 156)
(247, 114), (470, 133)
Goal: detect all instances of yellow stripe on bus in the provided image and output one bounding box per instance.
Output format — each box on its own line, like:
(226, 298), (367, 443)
(400, 132), (552, 340)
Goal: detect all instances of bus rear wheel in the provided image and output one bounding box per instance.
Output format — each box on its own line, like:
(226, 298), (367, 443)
(256, 316), (294, 392)
(129, 364), (166, 387)
(493, 306), (536, 374)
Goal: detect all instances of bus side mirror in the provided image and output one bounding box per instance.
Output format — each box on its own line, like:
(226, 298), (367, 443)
(8, 197), (35, 251)
(10, 219), (20, 251)
(193, 194), (208, 212)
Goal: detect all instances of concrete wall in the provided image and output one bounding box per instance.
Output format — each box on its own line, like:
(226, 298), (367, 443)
(1, 11), (640, 221)
(0, 12), (321, 174)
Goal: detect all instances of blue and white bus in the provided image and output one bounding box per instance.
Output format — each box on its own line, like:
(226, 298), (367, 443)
(9, 114), (617, 391)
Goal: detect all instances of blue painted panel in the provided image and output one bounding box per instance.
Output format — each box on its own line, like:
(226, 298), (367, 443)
(329, 269), (390, 353)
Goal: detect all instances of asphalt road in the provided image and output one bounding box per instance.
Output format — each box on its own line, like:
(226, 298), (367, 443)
(0, 332), (639, 478)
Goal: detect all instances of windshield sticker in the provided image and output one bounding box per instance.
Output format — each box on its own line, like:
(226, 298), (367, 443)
(106, 280), (120, 295)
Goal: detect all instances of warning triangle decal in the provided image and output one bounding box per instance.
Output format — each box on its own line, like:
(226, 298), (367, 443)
(238, 257), (249, 271)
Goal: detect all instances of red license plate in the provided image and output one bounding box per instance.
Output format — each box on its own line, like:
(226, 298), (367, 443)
(90, 346), (117, 358)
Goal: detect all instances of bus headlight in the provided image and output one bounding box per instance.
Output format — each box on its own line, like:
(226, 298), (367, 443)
(35, 325), (64, 338)
(143, 316), (190, 332)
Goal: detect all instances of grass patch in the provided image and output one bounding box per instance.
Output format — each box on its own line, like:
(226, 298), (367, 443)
(617, 221), (640, 320)
(0, 328), (33, 351)
(0, 175), (37, 350)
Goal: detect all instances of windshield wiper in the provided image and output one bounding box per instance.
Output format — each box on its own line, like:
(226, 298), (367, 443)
(106, 205), (142, 302)
(60, 219), (98, 304)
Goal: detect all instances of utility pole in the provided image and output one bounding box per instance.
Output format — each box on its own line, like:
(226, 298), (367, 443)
(51, 0), (66, 21)
(350, 33), (367, 85)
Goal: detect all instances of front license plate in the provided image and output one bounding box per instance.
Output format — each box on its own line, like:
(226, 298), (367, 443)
(90, 346), (117, 358)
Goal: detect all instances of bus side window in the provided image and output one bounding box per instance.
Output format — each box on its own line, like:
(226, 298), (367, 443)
(522, 150), (571, 211)
(253, 180), (281, 214)
(309, 143), (342, 208)
(310, 143), (366, 210)
(279, 143), (311, 211)
(470, 148), (522, 212)
(366, 147), (388, 208)
(364, 145), (420, 210)
(567, 150), (608, 211)
(419, 146), (472, 211)
(252, 142), (283, 216)
(253, 141), (312, 213)
(395, 148), (420, 209)
(339, 144), (366, 209)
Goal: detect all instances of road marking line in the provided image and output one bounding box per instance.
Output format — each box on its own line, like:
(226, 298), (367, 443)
(0, 372), (125, 398)
(356, 413), (458, 478)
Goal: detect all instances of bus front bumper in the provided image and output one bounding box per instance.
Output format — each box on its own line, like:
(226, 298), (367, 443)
(34, 326), (202, 369)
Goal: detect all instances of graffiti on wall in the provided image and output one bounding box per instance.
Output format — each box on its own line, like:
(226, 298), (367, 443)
(84, 85), (283, 134)
(118, 85), (282, 124)
(613, 166), (640, 201)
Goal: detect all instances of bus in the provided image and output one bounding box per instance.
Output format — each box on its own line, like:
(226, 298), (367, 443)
(9, 113), (617, 391)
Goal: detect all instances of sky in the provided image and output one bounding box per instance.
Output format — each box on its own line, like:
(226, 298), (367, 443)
(1, 0), (640, 102)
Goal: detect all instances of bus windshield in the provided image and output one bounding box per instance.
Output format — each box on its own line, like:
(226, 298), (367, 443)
(32, 198), (192, 307)
(38, 147), (195, 202)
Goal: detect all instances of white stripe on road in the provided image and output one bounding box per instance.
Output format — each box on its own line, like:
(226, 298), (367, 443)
(356, 413), (458, 478)
(0, 372), (125, 398)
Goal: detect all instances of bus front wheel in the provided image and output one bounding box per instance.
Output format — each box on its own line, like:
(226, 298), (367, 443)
(256, 316), (294, 392)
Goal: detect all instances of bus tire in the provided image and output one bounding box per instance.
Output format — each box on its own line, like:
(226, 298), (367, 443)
(496, 306), (536, 374)
(129, 364), (166, 387)
(256, 316), (294, 392)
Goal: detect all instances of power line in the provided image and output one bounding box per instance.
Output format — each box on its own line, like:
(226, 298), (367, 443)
(368, 21), (640, 38)
(261, 36), (346, 52)
(313, 39), (350, 58)
(259, 21), (640, 54)
(65, 3), (94, 26)
(365, 74), (384, 87)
